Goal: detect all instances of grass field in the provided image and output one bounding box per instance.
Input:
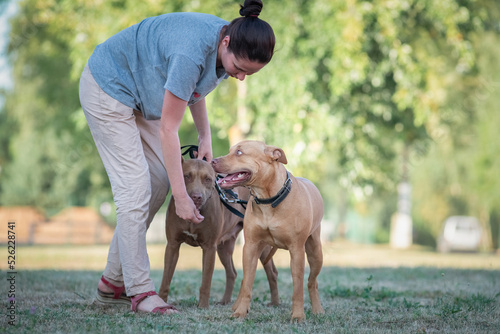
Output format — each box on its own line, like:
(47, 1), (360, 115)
(2, 242), (500, 333)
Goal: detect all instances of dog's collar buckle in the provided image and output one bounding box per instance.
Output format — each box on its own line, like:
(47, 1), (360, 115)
(253, 171), (292, 208)
(214, 176), (248, 218)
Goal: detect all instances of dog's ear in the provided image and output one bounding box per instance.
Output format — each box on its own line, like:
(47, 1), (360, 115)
(181, 156), (185, 164)
(266, 146), (288, 164)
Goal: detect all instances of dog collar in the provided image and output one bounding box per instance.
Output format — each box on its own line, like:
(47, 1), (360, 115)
(214, 176), (248, 219)
(252, 171), (292, 208)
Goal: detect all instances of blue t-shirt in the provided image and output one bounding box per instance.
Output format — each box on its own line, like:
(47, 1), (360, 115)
(88, 12), (229, 120)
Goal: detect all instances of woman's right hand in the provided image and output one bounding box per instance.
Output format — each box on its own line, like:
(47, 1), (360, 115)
(174, 193), (204, 223)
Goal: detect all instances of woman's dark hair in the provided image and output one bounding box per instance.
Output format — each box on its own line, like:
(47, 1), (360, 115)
(224, 0), (275, 64)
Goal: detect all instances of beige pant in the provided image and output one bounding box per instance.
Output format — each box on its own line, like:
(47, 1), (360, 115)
(79, 64), (169, 296)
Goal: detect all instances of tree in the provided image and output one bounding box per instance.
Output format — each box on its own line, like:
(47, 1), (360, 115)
(412, 30), (500, 249)
(0, 0), (498, 248)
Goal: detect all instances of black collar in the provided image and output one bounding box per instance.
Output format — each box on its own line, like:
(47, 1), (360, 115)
(252, 171), (292, 208)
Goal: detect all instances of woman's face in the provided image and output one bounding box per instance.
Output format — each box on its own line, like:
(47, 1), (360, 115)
(218, 36), (266, 81)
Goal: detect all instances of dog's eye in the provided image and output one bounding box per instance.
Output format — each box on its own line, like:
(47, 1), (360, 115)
(236, 150), (243, 156)
(184, 174), (191, 181)
(205, 177), (212, 183)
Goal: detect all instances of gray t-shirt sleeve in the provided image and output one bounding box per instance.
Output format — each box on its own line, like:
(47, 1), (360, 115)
(164, 54), (201, 102)
(88, 13), (228, 119)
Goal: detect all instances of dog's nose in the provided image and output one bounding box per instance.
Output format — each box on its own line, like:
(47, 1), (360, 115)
(191, 193), (203, 208)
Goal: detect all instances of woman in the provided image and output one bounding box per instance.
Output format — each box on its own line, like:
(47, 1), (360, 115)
(79, 0), (275, 314)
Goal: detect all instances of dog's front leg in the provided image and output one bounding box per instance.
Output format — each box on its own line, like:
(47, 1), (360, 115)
(198, 245), (217, 308)
(159, 241), (181, 302)
(289, 246), (306, 322)
(231, 241), (261, 318)
(260, 245), (280, 306)
(217, 238), (238, 305)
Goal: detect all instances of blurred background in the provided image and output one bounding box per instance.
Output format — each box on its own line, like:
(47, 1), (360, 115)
(0, 0), (499, 255)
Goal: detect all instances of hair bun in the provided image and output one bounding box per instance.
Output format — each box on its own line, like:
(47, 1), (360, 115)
(239, 0), (263, 18)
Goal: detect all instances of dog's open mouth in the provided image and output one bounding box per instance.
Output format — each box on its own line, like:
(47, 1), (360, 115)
(216, 171), (251, 189)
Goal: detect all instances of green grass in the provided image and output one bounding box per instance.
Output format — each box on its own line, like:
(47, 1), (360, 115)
(10, 242), (500, 271)
(2, 266), (499, 333)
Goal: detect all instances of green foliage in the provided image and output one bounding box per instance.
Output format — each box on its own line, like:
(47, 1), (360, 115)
(411, 29), (500, 247)
(0, 0), (499, 246)
(0, 0), (111, 214)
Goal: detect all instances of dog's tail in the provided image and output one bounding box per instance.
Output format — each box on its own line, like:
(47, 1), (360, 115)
(262, 246), (278, 266)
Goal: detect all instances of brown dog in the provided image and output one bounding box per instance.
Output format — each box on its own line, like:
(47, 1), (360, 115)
(159, 158), (280, 308)
(212, 140), (324, 321)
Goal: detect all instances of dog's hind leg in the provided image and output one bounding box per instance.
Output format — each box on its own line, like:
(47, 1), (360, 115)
(305, 228), (324, 315)
(259, 245), (280, 306)
(159, 241), (181, 302)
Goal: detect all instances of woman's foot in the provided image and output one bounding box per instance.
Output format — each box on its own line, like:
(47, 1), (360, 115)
(131, 291), (179, 314)
(96, 276), (131, 305)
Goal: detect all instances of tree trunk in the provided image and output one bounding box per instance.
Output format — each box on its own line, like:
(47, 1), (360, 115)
(390, 142), (413, 249)
(228, 80), (249, 146)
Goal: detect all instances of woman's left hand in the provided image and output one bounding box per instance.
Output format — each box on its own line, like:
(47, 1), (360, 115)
(196, 135), (213, 162)
(189, 98), (213, 163)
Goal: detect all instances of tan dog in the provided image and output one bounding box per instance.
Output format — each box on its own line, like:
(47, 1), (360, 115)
(159, 158), (280, 308)
(212, 140), (324, 321)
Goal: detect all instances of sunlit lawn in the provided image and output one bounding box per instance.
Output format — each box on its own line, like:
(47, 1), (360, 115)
(9, 240), (500, 271)
(2, 241), (500, 333)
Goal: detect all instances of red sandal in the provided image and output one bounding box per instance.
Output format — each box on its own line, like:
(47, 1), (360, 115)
(96, 276), (131, 306)
(131, 291), (178, 314)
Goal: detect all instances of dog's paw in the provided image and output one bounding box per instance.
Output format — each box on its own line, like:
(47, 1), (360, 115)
(230, 310), (248, 319)
(290, 312), (306, 323)
(230, 301), (249, 319)
(267, 300), (280, 307)
(217, 298), (231, 305)
(312, 305), (325, 314)
(197, 300), (209, 309)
